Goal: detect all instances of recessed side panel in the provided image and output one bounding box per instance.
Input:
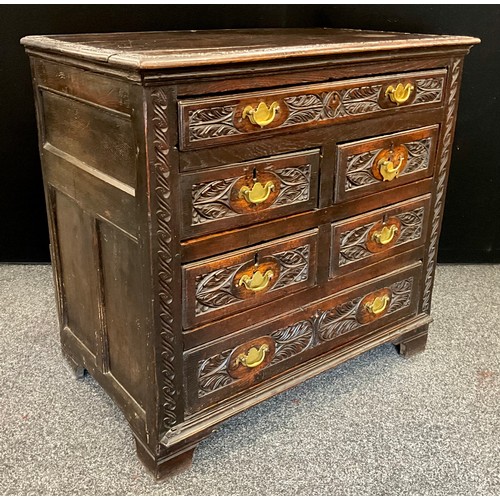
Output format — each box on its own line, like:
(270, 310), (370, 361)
(53, 190), (100, 354)
(98, 220), (147, 409)
(41, 90), (136, 189)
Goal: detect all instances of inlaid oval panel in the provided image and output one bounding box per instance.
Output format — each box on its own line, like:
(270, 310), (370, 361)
(229, 171), (281, 214)
(365, 216), (402, 253)
(228, 336), (276, 380)
(357, 288), (393, 324)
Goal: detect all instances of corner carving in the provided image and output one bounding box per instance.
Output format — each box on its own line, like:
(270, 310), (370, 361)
(422, 59), (462, 313)
(152, 88), (177, 430)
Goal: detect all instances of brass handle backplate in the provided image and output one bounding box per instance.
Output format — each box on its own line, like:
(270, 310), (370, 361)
(242, 101), (280, 127)
(365, 294), (391, 315)
(372, 145), (408, 182)
(385, 83), (414, 105)
(239, 181), (275, 205)
(234, 344), (270, 368)
(372, 224), (399, 245)
(238, 269), (274, 292)
(378, 157), (404, 181)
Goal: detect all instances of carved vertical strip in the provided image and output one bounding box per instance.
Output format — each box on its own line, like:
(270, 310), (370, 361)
(421, 59), (463, 313)
(151, 88), (178, 430)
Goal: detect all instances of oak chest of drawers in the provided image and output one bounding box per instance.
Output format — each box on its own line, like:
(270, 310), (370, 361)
(22, 28), (479, 479)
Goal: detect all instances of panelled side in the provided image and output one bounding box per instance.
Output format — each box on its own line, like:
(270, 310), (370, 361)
(30, 57), (152, 441)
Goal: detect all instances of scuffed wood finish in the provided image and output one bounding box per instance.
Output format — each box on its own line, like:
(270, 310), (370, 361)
(331, 195), (431, 276)
(336, 125), (438, 202)
(187, 263), (420, 413)
(22, 28), (478, 480)
(182, 230), (318, 328)
(181, 150), (320, 238)
(179, 70), (446, 150)
(21, 28), (479, 69)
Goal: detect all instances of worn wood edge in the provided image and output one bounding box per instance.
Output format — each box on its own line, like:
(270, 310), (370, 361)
(145, 48), (472, 86)
(160, 312), (432, 447)
(21, 34), (480, 70)
(60, 326), (148, 438)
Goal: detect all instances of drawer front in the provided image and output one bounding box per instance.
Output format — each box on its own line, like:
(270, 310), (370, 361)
(335, 125), (438, 202)
(331, 195), (431, 277)
(185, 263), (421, 413)
(182, 230), (318, 329)
(181, 150), (320, 239)
(179, 70), (446, 150)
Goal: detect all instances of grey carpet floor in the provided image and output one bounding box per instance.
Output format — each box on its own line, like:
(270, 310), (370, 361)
(1, 264), (499, 495)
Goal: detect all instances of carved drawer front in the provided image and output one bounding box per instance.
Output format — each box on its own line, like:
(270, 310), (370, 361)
(336, 125), (439, 203)
(182, 230), (318, 329)
(180, 150), (320, 239)
(185, 263), (421, 413)
(179, 69), (446, 150)
(331, 194), (431, 277)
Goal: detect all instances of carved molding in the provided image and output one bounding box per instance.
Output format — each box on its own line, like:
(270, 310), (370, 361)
(187, 76), (444, 143)
(197, 277), (414, 396)
(422, 59), (462, 313)
(345, 137), (433, 191)
(192, 164), (311, 225)
(317, 278), (413, 341)
(188, 106), (238, 142)
(195, 245), (310, 316)
(198, 348), (234, 396)
(413, 77), (444, 104)
(152, 88), (177, 430)
(198, 319), (315, 397)
(338, 207), (425, 266)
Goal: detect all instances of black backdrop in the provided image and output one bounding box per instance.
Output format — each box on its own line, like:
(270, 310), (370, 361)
(1, 5), (498, 263)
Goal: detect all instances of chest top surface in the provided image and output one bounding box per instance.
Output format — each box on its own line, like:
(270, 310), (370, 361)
(21, 28), (479, 69)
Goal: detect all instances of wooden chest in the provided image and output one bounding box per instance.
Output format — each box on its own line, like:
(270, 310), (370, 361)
(22, 28), (479, 479)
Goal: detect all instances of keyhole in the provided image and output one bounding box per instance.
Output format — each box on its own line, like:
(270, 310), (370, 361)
(254, 252), (259, 266)
(252, 167), (257, 182)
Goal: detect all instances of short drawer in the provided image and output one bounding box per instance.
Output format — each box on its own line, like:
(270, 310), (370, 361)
(179, 69), (446, 150)
(185, 263), (421, 413)
(331, 194), (431, 277)
(182, 229), (318, 329)
(180, 150), (320, 239)
(335, 125), (438, 202)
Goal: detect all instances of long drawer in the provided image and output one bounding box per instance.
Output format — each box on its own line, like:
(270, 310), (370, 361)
(179, 69), (446, 150)
(185, 262), (421, 413)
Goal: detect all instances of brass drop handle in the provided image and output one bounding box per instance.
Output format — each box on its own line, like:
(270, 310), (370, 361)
(242, 101), (280, 127)
(372, 224), (399, 245)
(238, 269), (274, 292)
(385, 83), (414, 105)
(234, 344), (270, 368)
(365, 294), (391, 315)
(378, 156), (404, 181)
(239, 181), (275, 204)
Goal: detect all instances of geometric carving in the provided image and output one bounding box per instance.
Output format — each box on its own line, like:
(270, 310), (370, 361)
(192, 164), (311, 225)
(345, 137), (433, 191)
(338, 207), (425, 266)
(198, 277), (414, 396)
(195, 245), (310, 316)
